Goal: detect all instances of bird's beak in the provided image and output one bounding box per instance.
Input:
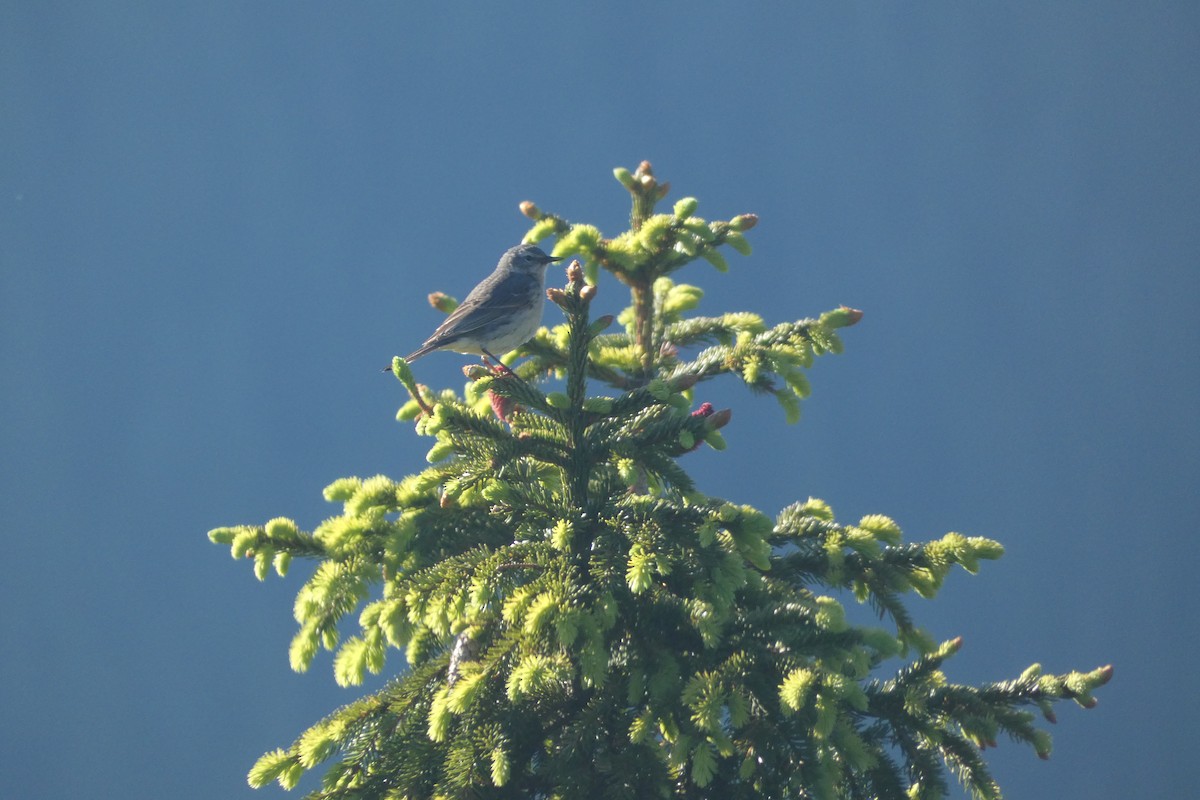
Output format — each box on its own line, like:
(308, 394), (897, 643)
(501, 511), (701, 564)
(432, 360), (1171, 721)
(543, 254), (565, 263)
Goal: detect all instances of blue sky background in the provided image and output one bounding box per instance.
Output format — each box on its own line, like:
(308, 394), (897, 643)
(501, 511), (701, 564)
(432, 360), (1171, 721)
(3, 3), (1197, 798)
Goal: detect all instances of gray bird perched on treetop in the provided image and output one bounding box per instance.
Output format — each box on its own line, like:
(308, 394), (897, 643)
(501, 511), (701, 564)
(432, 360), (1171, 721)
(399, 243), (562, 370)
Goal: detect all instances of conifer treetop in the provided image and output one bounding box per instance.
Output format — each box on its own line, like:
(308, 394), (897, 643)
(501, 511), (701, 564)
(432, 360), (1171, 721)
(211, 162), (1110, 800)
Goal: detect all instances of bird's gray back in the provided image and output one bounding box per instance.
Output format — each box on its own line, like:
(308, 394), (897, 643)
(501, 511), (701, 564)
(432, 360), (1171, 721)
(423, 268), (540, 345)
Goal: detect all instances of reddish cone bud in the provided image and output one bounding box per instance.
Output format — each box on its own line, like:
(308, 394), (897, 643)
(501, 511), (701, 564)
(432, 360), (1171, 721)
(489, 390), (518, 422)
(683, 403), (715, 454)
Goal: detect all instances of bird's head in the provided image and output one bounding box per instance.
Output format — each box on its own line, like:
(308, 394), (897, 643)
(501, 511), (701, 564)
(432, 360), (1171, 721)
(503, 244), (563, 275)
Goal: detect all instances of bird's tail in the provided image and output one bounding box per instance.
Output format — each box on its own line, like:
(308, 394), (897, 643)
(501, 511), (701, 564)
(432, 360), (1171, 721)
(404, 346), (432, 362)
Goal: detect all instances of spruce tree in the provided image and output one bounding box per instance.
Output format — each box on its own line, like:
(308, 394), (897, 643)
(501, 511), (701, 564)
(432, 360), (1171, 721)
(210, 162), (1110, 800)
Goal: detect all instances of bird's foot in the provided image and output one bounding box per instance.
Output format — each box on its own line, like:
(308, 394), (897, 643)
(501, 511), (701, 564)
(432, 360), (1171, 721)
(481, 352), (518, 378)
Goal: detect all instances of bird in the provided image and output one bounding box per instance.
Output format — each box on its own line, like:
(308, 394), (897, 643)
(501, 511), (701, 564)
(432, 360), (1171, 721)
(397, 244), (562, 371)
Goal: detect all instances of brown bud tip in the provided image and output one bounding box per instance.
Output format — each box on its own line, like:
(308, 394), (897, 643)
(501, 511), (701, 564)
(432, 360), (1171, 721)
(655, 181), (671, 201)
(429, 292), (458, 313)
(1038, 751), (1051, 761)
(439, 493), (454, 509)
(519, 200), (541, 219)
(949, 636), (964, 651)
(546, 287), (568, 306)
(732, 213), (759, 231)
(591, 314), (615, 330)
(671, 373), (699, 391)
(1096, 665), (1114, 685)
(1044, 709), (1058, 724)
(1080, 696), (1098, 709)
(820, 306), (864, 329)
(462, 364), (491, 380)
(244, 548), (255, 558)
(566, 261), (584, 285)
(636, 160), (654, 177)
(707, 408), (733, 429)
(580, 284), (598, 303)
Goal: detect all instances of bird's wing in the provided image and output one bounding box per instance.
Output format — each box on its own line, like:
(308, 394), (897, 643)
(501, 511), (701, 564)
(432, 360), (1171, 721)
(420, 273), (538, 347)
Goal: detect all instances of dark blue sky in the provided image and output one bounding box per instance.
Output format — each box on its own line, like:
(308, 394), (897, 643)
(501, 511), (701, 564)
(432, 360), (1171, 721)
(3, 4), (1196, 798)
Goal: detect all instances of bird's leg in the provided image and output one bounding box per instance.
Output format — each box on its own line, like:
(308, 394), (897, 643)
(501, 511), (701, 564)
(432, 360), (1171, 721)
(481, 349), (519, 378)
